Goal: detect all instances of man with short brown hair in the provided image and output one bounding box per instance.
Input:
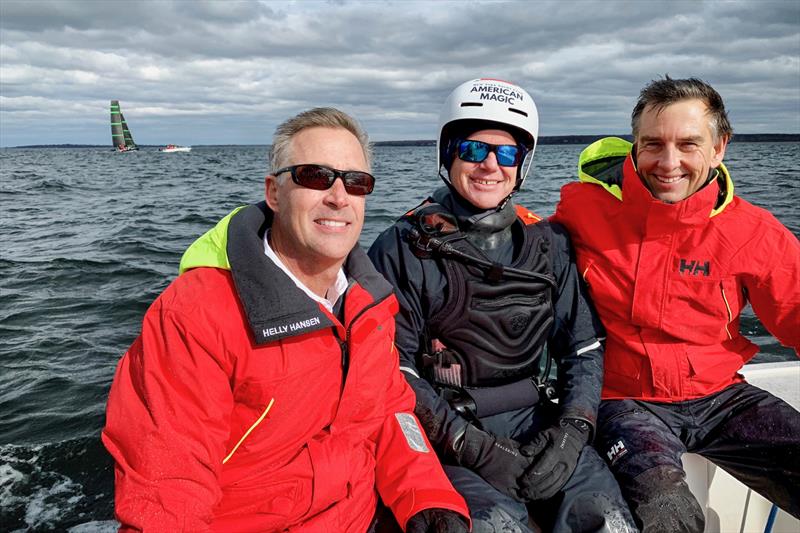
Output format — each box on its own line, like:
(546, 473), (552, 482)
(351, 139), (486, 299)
(554, 77), (800, 532)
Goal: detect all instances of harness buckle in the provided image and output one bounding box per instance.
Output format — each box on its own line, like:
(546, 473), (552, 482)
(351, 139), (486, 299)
(427, 348), (463, 388)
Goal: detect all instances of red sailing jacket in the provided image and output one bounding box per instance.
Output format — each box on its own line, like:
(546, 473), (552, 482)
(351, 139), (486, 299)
(102, 203), (469, 532)
(553, 138), (800, 402)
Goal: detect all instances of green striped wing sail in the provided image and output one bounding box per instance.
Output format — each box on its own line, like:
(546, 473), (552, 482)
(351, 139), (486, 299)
(110, 100), (137, 150)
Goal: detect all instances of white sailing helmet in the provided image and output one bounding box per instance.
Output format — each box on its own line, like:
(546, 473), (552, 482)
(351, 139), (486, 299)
(437, 78), (539, 192)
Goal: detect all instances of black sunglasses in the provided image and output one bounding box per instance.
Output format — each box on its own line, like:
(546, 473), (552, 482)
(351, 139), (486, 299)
(274, 164), (375, 195)
(456, 139), (526, 167)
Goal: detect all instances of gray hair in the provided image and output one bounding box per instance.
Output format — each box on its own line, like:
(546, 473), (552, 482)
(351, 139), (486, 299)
(631, 76), (733, 142)
(269, 107), (372, 181)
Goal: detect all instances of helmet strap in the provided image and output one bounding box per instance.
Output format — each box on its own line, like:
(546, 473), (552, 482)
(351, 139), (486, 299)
(438, 166), (464, 202)
(497, 191), (515, 211)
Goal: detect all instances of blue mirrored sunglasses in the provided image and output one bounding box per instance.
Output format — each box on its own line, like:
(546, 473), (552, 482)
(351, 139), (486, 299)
(457, 140), (526, 167)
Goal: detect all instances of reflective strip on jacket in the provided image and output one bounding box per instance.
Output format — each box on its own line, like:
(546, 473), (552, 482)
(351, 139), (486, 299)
(102, 202), (469, 532)
(553, 137), (800, 402)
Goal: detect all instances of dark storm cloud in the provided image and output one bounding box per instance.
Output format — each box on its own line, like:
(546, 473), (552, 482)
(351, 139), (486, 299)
(1, 0), (798, 146)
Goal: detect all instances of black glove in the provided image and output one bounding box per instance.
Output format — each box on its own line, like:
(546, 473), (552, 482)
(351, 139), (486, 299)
(454, 423), (530, 500)
(518, 418), (591, 501)
(406, 508), (469, 533)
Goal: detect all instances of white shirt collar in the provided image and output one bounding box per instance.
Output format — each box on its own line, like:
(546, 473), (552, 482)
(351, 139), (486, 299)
(263, 230), (348, 312)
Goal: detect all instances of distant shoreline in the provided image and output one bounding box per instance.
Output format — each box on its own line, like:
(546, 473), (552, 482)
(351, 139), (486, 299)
(373, 134), (800, 146)
(5, 133), (799, 149)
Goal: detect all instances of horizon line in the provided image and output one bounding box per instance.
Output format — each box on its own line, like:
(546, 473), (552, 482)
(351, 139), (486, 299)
(4, 133), (800, 149)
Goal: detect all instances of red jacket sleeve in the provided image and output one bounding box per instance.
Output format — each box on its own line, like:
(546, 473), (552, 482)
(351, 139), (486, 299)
(372, 342), (470, 530)
(101, 295), (234, 532)
(742, 218), (800, 355)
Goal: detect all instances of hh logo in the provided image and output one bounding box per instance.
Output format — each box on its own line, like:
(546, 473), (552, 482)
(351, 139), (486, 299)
(606, 439), (628, 465)
(679, 258), (710, 276)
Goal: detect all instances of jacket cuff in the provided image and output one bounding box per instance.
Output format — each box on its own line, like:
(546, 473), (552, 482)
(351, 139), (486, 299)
(557, 408), (596, 440)
(393, 488), (471, 531)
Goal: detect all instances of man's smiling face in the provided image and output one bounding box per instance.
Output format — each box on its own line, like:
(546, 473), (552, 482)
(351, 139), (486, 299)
(265, 126), (367, 270)
(448, 129), (518, 210)
(635, 99), (727, 204)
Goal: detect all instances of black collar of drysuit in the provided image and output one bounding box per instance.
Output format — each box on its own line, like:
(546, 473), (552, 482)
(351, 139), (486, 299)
(226, 201), (392, 345)
(430, 186), (517, 231)
(429, 186), (517, 253)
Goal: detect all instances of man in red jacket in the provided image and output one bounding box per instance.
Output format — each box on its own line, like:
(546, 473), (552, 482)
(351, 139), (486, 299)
(102, 107), (470, 532)
(553, 77), (800, 532)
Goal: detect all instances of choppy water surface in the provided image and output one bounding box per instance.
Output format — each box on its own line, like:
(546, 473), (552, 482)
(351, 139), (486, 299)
(1, 143), (797, 530)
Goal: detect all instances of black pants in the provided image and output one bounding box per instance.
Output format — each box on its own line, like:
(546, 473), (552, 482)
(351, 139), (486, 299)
(596, 382), (800, 533)
(449, 402), (637, 533)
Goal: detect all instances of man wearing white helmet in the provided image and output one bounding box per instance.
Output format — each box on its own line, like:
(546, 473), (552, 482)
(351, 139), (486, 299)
(369, 79), (636, 532)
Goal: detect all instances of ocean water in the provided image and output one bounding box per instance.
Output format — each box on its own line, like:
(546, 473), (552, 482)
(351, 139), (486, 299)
(0, 142), (798, 531)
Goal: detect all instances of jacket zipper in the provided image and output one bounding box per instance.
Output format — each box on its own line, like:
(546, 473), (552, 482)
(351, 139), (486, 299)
(337, 336), (349, 393)
(222, 397), (275, 464)
(603, 407), (646, 425)
(720, 282), (733, 340)
(337, 290), (391, 394)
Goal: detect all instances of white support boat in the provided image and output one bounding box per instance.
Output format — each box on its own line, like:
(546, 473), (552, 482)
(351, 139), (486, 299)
(683, 361), (800, 532)
(159, 144), (192, 153)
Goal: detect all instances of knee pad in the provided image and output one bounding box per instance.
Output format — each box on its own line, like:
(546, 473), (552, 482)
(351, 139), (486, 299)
(627, 465), (705, 533)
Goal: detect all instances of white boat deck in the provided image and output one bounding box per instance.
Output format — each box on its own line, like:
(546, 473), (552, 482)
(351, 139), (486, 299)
(683, 361), (800, 532)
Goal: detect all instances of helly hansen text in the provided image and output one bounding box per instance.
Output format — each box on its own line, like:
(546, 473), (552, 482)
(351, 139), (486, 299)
(679, 259), (710, 276)
(263, 316), (321, 338)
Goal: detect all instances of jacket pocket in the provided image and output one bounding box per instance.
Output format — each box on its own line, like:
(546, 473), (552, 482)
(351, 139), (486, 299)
(216, 478), (299, 519)
(306, 437), (352, 516)
(223, 398), (275, 464)
(662, 276), (733, 343)
(601, 343), (644, 397)
(719, 278), (740, 340)
(306, 435), (374, 517)
(686, 345), (747, 395)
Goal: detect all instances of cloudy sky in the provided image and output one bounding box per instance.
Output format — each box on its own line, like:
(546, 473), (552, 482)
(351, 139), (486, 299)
(1, 0), (798, 147)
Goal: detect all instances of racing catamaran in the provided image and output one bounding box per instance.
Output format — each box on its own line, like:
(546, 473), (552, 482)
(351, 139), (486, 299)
(110, 100), (138, 152)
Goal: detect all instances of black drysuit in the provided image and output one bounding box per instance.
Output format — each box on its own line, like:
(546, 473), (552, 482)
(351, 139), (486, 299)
(368, 187), (636, 533)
